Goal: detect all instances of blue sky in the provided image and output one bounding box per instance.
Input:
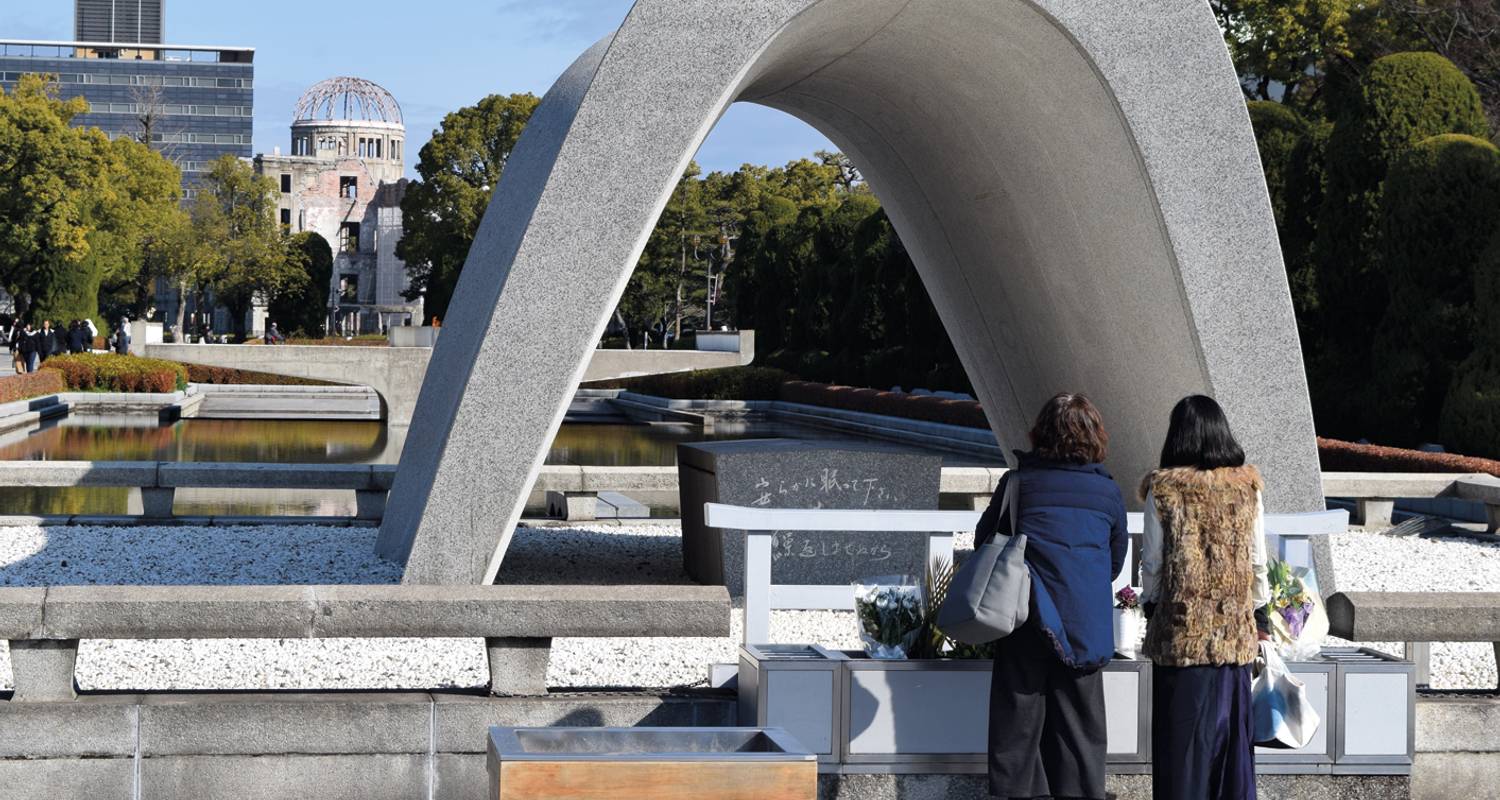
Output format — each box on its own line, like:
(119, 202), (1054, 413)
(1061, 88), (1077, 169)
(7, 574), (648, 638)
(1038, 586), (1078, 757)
(2, 0), (834, 177)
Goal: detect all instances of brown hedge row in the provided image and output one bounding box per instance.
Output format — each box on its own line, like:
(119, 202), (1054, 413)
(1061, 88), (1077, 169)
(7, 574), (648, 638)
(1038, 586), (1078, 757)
(585, 367), (796, 401)
(41, 354), (187, 394)
(184, 365), (333, 387)
(1317, 436), (1500, 477)
(0, 370), (66, 404)
(779, 381), (990, 429)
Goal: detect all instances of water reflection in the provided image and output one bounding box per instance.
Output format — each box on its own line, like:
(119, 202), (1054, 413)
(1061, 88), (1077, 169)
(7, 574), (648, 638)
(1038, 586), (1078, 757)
(0, 415), (994, 516)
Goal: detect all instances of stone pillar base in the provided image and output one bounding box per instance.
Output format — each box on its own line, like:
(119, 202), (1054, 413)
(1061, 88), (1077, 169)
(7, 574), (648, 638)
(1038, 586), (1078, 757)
(9, 639), (79, 701)
(486, 637), (552, 696)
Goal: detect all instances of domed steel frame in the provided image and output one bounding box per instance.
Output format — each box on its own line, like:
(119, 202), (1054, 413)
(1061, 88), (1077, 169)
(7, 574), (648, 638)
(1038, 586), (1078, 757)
(294, 76), (403, 125)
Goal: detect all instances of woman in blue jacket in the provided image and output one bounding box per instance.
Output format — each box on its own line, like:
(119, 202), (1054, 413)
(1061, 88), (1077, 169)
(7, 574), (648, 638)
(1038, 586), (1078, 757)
(977, 393), (1129, 800)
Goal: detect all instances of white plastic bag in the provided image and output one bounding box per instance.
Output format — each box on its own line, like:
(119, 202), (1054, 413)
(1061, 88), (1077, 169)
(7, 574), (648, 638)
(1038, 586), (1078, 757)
(1252, 641), (1321, 749)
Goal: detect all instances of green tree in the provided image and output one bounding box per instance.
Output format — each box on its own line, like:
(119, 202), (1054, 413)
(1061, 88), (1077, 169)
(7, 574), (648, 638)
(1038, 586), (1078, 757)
(1367, 134), (1500, 444)
(0, 74), (108, 322)
(1388, 0), (1500, 128)
(1212, 0), (1417, 112)
(190, 156), (304, 340)
(269, 232), (333, 338)
(90, 135), (185, 327)
(398, 93), (540, 324)
(1311, 52), (1488, 435)
(1441, 234), (1500, 457)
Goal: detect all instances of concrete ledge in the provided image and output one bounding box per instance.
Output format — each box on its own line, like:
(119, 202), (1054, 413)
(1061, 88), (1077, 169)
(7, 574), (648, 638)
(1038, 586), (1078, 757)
(141, 754), (429, 800)
(0, 758), (137, 800)
(41, 585), (317, 639)
(0, 695), (138, 757)
(0, 460), (158, 488)
(1328, 592), (1500, 641)
(160, 462), (378, 490)
(0, 584), (730, 641)
(139, 693), (433, 755)
(312, 584), (729, 639)
(1417, 695), (1500, 753)
(1321, 473), (1472, 500)
(0, 587), (44, 639)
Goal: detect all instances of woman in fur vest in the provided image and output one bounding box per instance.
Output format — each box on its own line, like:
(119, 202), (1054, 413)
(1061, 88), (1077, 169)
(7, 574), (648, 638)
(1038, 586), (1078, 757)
(977, 393), (1128, 800)
(1140, 395), (1270, 800)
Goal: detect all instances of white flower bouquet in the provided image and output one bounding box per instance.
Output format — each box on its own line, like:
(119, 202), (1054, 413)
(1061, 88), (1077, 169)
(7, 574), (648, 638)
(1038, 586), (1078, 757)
(852, 575), (924, 659)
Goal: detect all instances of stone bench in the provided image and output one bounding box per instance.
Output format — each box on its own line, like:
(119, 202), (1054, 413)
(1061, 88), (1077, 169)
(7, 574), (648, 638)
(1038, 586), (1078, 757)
(1327, 591), (1500, 688)
(0, 461), (398, 521)
(0, 583), (729, 701)
(1320, 472), (1500, 530)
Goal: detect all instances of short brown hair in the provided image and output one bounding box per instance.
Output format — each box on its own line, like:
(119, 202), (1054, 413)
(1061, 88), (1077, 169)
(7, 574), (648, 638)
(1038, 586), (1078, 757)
(1029, 393), (1109, 464)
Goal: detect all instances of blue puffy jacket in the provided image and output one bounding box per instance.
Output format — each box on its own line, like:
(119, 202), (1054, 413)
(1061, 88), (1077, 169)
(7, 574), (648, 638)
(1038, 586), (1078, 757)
(976, 452), (1128, 670)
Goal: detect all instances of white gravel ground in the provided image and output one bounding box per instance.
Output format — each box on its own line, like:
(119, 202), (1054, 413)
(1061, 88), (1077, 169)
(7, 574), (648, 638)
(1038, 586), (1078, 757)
(0, 522), (1494, 691)
(1328, 528), (1500, 690)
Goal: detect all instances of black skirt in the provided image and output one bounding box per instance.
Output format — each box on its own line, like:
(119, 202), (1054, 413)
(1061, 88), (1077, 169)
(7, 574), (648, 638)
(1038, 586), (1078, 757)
(988, 626), (1107, 800)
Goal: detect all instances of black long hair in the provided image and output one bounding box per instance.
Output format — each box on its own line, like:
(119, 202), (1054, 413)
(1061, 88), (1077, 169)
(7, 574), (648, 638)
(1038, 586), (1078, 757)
(1159, 395), (1246, 470)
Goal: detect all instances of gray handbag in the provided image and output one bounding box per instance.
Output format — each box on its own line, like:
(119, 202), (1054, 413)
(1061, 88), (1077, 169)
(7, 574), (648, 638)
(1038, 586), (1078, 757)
(937, 474), (1030, 645)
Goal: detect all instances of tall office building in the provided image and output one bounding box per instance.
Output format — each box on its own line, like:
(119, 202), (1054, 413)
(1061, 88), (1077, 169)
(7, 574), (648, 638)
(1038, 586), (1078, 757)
(76, 0), (165, 44)
(0, 0), (251, 188)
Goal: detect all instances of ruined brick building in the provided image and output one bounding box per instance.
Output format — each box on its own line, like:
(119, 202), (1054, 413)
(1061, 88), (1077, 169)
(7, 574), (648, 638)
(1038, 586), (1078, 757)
(254, 77), (419, 335)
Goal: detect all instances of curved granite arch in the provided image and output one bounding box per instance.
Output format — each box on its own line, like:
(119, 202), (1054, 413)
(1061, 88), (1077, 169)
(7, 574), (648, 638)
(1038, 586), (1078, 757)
(377, 0), (1323, 584)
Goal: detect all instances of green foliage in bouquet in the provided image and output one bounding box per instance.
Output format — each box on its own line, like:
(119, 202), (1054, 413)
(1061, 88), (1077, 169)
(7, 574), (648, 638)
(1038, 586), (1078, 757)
(909, 556), (997, 661)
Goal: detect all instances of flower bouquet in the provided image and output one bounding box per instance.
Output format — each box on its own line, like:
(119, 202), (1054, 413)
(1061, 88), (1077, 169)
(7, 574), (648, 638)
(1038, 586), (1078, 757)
(1113, 586), (1142, 659)
(852, 575), (924, 659)
(1266, 559), (1329, 661)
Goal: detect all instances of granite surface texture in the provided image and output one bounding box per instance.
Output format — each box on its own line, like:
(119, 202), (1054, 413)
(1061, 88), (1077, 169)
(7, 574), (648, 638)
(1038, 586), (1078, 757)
(380, 0), (1324, 584)
(679, 439), (942, 593)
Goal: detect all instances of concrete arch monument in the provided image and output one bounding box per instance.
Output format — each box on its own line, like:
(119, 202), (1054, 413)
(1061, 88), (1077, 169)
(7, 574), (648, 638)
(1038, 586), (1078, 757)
(377, 0), (1324, 584)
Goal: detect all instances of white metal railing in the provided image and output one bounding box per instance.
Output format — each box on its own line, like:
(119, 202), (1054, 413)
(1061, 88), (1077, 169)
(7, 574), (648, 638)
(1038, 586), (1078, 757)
(704, 503), (1349, 645)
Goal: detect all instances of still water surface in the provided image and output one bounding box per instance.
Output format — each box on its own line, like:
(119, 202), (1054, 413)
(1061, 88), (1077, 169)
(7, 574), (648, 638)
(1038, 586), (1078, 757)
(0, 416), (987, 516)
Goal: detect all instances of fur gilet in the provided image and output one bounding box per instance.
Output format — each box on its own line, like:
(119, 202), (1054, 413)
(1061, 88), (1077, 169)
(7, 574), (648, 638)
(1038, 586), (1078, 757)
(1139, 465), (1262, 667)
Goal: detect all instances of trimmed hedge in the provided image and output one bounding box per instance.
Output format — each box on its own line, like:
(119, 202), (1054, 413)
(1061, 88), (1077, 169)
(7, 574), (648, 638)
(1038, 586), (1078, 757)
(184, 365), (333, 387)
(585, 366), (796, 401)
(1367, 134), (1500, 444)
(1317, 436), (1500, 478)
(41, 353), (188, 394)
(285, 335), (389, 347)
(779, 381), (990, 429)
(0, 370), (67, 404)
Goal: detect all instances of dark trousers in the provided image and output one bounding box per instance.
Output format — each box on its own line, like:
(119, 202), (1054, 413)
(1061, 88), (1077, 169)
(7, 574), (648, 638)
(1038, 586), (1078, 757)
(988, 628), (1107, 800)
(1151, 664), (1256, 800)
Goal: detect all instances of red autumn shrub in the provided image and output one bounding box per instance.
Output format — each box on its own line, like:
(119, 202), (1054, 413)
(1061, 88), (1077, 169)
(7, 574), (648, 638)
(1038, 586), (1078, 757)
(1317, 437), (1500, 477)
(183, 364), (333, 386)
(779, 381), (991, 429)
(41, 354), (187, 394)
(0, 370), (66, 404)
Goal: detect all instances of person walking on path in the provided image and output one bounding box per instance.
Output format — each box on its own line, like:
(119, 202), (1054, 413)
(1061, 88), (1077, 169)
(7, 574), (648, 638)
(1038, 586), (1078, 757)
(978, 393), (1128, 800)
(18, 322), (38, 373)
(1139, 395), (1271, 800)
(67, 320), (86, 354)
(7, 320), (24, 374)
(83, 317), (98, 351)
(112, 319), (131, 355)
(35, 321), (59, 364)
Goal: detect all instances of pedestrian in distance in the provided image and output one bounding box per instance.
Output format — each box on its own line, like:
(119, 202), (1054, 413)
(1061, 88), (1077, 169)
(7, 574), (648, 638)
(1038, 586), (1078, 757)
(1139, 395), (1271, 800)
(35, 320), (58, 363)
(18, 322), (38, 373)
(8, 320), (25, 374)
(978, 393), (1128, 800)
(68, 320), (86, 354)
(83, 317), (98, 350)
(112, 319), (132, 355)
(264, 322), (284, 345)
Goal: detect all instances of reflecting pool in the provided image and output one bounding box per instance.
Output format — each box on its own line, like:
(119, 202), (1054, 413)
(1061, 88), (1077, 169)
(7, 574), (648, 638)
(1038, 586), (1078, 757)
(0, 415), (996, 517)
